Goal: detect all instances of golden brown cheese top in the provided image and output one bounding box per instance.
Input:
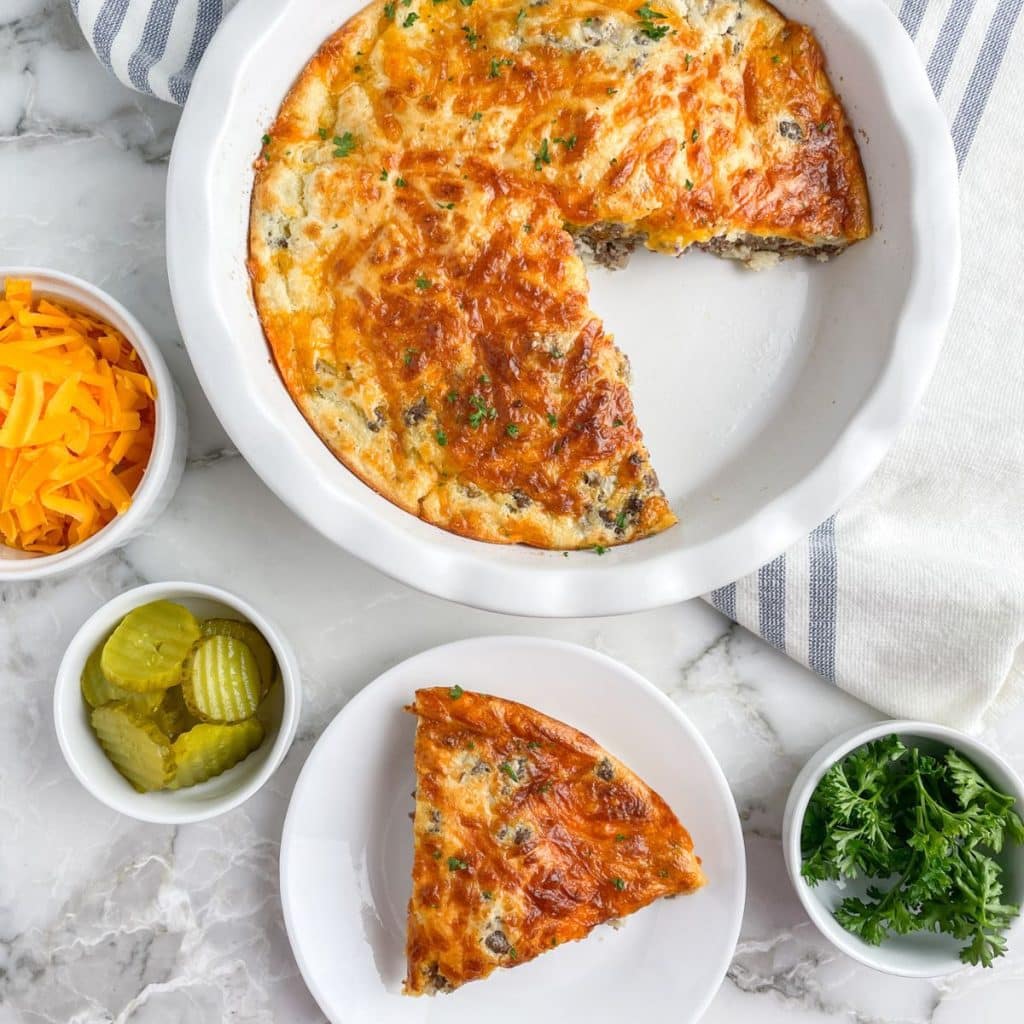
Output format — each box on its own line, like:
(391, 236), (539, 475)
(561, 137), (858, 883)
(404, 687), (706, 994)
(249, 0), (869, 547)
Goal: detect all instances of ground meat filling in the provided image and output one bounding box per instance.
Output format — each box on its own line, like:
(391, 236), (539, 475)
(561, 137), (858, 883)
(568, 223), (647, 270)
(570, 221), (847, 272)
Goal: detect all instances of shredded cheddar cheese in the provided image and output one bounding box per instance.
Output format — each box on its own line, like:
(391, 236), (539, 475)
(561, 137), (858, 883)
(0, 278), (156, 554)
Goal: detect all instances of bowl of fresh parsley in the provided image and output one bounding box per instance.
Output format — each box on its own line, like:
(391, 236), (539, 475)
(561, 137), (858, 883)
(783, 721), (1024, 976)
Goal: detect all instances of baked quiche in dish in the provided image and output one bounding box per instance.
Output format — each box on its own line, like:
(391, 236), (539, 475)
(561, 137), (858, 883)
(404, 687), (706, 994)
(249, 0), (870, 549)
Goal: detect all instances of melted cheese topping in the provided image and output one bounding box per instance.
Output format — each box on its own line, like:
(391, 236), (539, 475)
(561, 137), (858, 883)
(405, 687), (706, 994)
(249, 0), (869, 548)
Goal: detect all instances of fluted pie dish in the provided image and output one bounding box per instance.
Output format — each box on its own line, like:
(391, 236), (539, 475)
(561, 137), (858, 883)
(168, 0), (959, 615)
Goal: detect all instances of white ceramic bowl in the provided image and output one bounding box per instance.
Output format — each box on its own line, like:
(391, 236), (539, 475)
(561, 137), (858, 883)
(783, 720), (1024, 977)
(0, 267), (187, 581)
(54, 581), (302, 824)
(167, 0), (959, 616)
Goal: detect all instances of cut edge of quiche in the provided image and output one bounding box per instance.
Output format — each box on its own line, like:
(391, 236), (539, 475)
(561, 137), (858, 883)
(403, 687), (707, 996)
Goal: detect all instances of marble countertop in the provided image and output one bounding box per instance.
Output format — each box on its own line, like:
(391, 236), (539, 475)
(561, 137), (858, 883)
(3, 2), (1022, 1020)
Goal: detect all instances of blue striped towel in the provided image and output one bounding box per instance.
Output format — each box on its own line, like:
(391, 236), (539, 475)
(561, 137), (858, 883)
(72, 0), (1024, 729)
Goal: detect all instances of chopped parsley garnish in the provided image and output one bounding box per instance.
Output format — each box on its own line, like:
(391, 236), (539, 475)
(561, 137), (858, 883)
(606, 87), (618, 95)
(402, 11), (419, 27)
(612, 417), (624, 427)
(691, 128), (699, 143)
(817, 121), (830, 132)
(636, 5), (670, 40)
(468, 394), (497, 428)
(437, 201), (455, 209)
(611, 877), (626, 891)
(615, 511), (627, 530)
(801, 735), (1024, 967)
(478, 373), (490, 384)
(499, 762), (520, 782)
(462, 24), (479, 48)
(446, 390), (459, 403)
(379, 168), (389, 181)
(448, 856), (468, 871)
(594, 545), (608, 555)
(448, 684), (464, 699)
(262, 133), (271, 146)
(415, 275), (432, 290)
(482, 890), (493, 900)
(533, 137), (551, 171)
(332, 132), (356, 157)
(471, 111), (483, 121)
(459, 0), (474, 6)
(489, 57), (513, 79)
(549, 345), (564, 358)
(435, 430), (448, 447)
(684, 178), (694, 190)
(684, 53), (693, 68)
(539, 781), (552, 792)
(553, 135), (577, 151)
(432, 849), (442, 859)
(615, 833), (627, 842)
(527, 741), (540, 749)
(318, 127), (328, 139)
(771, 54), (782, 64)
(508, 947), (518, 959)
(546, 413), (557, 427)
(403, 348), (417, 366)
(523, 223), (532, 234)
(384, 1), (396, 18)
(516, 7), (526, 25)
(505, 423), (520, 438)
(395, 176), (408, 187)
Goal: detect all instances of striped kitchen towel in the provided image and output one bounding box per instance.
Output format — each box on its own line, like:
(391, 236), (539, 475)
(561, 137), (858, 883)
(72, 0), (1024, 729)
(69, 0), (238, 105)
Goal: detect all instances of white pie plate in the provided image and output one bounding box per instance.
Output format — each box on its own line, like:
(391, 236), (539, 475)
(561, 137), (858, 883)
(167, 0), (959, 616)
(279, 636), (745, 1024)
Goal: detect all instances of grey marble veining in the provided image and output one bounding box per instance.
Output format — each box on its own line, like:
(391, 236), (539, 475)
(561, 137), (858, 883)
(2, 2), (1022, 1021)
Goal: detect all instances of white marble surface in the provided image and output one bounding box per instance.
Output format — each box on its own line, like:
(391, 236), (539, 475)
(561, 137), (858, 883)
(2, 2), (1023, 1021)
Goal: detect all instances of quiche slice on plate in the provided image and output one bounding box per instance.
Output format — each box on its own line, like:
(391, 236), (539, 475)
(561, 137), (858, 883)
(404, 687), (707, 994)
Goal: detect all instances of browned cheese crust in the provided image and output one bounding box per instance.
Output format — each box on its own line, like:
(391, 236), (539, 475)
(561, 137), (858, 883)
(249, 0), (870, 548)
(404, 687), (707, 994)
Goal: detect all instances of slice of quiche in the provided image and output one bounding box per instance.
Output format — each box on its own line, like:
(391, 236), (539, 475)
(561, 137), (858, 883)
(404, 687), (706, 995)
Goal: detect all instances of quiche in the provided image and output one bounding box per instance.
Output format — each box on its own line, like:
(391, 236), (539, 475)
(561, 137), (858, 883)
(404, 687), (706, 994)
(249, 0), (870, 549)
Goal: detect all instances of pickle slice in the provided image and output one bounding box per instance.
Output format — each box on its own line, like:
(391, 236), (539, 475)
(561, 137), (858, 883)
(91, 702), (174, 792)
(154, 686), (196, 740)
(182, 635), (261, 723)
(201, 618), (276, 696)
(101, 600), (202, 691)
(80, 646), (163, 712)
(170, 719), (265, 789)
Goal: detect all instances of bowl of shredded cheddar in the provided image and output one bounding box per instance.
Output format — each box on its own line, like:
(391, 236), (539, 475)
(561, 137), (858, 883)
(0, 268), (186, 578)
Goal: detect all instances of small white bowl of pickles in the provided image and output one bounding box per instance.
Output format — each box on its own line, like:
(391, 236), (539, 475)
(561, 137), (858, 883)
(54, 581), (301, 824)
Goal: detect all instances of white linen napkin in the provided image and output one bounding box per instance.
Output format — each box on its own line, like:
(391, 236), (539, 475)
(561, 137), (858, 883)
(70, 0), (1024, 730)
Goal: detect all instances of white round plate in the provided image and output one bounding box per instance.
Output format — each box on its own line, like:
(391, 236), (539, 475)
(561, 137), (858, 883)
(279, 636), (745, 1024)
(167, 0), (959, 616)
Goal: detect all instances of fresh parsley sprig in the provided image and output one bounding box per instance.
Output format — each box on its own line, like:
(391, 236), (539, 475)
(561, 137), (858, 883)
(801, 735), (1024, 967)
